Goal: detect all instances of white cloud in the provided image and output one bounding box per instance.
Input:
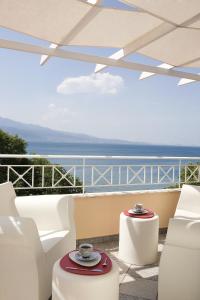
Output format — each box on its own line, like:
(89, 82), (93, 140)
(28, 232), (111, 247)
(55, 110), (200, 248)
(57, 72), (124, 95)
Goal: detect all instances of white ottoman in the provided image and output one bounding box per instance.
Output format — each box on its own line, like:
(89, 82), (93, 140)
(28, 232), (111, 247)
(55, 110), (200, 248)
(119, 211), (159, 265)
(52, 259), (119, 300)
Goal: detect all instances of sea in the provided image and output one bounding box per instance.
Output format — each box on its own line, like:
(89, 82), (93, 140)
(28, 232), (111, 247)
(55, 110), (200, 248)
(27, 142), (200, 192)
(27, 142), (200, 157)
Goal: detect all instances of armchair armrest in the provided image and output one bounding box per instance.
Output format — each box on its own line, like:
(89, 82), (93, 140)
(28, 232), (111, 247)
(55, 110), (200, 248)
(0, 216), (42, 251)
(158, 218), (200, 300)
(0, 216), (48, 300)
(15, 194), (75, 232)
(166, 218), (200, 249)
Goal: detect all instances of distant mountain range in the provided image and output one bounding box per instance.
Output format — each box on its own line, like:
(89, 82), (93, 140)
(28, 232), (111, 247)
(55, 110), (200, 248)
(0, 116), (139, 144)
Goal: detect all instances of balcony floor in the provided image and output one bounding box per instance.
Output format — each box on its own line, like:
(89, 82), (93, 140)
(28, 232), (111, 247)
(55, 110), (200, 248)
(92, 234), (165, 300)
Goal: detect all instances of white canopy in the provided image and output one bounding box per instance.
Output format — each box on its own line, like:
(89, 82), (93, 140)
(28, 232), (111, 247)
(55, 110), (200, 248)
(0, 0), (162, 47)
(1, 0), (200, 83)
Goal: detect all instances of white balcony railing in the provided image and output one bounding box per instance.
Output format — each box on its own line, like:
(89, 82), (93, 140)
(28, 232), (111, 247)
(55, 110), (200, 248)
(0, 154), (200, 193)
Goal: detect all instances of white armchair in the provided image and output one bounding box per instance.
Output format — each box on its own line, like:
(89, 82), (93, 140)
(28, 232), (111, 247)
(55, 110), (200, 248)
(158, 218), (200, 300)
(158, 185), (200, 299)
(0, 182), (76, 300)
(175, 184), (200, 219)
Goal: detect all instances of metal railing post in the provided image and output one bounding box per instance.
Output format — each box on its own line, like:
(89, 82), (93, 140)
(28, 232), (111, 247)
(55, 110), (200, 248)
(82, 158), (86, 194)
(178, 159), (182, 188)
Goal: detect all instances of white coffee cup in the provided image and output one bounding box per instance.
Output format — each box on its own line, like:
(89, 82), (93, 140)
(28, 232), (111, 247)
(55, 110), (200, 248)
(134, 203), (143, 212)
(79, 243), (93, 258)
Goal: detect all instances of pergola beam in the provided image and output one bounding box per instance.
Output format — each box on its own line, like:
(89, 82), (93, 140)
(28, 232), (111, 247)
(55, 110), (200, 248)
(139, 63), (174, 80)
(40, 43), (59, 66)
(95, 22), (175, 72)
(1, 38), (200, 81)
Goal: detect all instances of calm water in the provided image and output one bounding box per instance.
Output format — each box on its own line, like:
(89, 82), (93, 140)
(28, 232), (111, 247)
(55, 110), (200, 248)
(27, 142), (200, 192)
(27, 142), (200, 157)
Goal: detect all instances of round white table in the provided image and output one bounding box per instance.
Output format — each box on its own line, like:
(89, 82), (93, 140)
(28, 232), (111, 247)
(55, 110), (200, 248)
(52, 258), (119, 300)
(118, 212), (159, 265)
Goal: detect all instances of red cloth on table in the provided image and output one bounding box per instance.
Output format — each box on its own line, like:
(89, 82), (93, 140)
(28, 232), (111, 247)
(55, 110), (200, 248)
(60, 250), (112, 276)
(123, 208), (154, 218)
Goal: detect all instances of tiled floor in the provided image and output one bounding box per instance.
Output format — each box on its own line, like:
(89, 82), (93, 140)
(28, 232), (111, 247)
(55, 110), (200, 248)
(92, 234), (165, 300)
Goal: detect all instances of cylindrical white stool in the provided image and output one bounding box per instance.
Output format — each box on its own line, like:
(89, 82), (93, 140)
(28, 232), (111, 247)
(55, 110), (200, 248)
(52, 259), (119, 300)
(119, 212), (159, 265)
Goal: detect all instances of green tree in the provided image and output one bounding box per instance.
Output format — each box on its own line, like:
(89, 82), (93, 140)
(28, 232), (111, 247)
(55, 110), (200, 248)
(0, 130), (82, 195)
(0, 129), (27, 154)
(0, 130), (29, 185)
(179, 163), (200, 187)
(168, 163), (200, 189)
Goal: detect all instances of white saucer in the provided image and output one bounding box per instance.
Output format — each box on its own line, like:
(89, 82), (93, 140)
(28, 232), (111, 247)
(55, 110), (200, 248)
(69, 251), (101, 267)
(128, 209), (148, 215)
(75, 251), (99, 262)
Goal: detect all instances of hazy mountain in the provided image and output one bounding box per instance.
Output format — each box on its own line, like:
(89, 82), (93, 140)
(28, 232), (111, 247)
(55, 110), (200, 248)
(0, 116), (136, 144)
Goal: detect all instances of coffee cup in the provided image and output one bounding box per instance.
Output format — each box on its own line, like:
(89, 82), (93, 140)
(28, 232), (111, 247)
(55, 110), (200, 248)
(134, 203), (143, 212)
(79, 243), (93, 258)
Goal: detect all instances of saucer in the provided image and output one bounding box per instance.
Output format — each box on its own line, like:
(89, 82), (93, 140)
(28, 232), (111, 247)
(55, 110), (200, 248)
(128, 209), (148, 215)
(75, 251), (99, 262)
(69, 251), (101, 267)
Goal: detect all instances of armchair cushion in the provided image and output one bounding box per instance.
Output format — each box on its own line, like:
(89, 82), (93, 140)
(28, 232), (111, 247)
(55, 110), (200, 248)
(38, 228), (75, 299)
(39, 230), (69, 253)
(0, 182), (19, 216)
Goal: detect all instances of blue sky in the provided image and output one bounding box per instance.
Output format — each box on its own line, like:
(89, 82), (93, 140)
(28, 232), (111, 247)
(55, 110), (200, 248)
(1, 1), (200, 146)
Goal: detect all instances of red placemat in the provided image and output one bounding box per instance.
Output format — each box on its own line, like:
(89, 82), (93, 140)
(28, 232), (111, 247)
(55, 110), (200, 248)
(60, 250), (112, 276)
(123, 208), (154, 218)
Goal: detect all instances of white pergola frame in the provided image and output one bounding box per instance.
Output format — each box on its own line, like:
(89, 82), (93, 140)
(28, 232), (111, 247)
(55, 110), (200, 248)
(1, 38), (200, 81)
